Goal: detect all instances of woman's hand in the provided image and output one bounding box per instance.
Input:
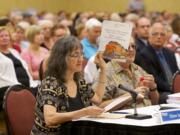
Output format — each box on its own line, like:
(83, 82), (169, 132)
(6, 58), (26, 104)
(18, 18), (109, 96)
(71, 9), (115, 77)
(84, 106), (104, 117)
(94, 52), (106, 72)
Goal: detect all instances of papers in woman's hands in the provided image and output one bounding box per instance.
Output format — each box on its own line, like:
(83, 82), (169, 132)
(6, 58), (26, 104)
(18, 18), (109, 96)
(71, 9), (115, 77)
(88, 112), (126, 119)
(104, 95), (132, 112)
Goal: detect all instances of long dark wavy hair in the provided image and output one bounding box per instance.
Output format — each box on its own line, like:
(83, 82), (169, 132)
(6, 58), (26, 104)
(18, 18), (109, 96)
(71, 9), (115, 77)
(45, 36), (83, 83)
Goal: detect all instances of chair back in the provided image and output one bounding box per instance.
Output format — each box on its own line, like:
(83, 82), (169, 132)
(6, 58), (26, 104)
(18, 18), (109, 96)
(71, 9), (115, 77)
(3, 85), (36, 135)
(172, 70), (180, 93)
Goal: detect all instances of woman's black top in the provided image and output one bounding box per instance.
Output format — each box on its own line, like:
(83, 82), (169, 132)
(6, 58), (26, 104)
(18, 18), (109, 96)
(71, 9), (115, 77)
(3, 52), (30, 87)
(67, 90), (84, 112)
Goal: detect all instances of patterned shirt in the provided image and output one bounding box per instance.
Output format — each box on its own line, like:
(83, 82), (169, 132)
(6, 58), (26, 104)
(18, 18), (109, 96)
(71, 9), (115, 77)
(93, 61), (151, 109)
(31, 76), (94, 135)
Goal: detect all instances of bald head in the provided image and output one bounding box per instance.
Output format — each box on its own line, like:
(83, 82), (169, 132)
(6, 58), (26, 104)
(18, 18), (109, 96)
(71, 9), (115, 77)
(149, 22), (167, 49)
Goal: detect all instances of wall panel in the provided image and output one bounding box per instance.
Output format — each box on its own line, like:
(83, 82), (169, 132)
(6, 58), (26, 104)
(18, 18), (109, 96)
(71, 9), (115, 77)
(0, 0), (179, 16)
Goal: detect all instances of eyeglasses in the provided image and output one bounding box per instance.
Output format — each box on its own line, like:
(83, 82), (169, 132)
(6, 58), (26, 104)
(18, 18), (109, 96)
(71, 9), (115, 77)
(69, 52), (84, 58)
(151, 32), (166, 37)
(128, 43), (136, 50)
(139, 25), (150, 29)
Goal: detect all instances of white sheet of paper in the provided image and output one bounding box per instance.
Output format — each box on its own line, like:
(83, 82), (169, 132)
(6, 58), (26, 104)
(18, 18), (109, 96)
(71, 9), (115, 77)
(104, 95), (131, 112)
(99, 20), (133, 51)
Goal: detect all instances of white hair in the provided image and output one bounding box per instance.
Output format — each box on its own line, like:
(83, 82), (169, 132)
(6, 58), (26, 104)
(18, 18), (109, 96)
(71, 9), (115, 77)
(85, 18), (102, 30)
(17, 21), (30, 30)
(110, 13), (122, 22)
(125, 13), (139, 22)
(38, 20), (54, 28)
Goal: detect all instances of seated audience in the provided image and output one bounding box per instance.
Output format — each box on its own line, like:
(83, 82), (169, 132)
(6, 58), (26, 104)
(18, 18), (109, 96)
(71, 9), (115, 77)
(21, 25), (48, 80)
(12, 21), (30, 51)
(51, 24), (70, 45)
(39, 24), (70, 80)
(75, 23), (87, 40)
(31, 36), (106, 134)
(81, 18), (102, 60)
(139, 22), (178, 103)
(134, 17), (151, 65)
(38, 19), (54, 50)
(0, 27), (37, 108)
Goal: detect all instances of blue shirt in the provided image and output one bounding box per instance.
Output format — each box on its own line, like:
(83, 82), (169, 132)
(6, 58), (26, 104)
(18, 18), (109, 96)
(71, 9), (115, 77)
(81, 38), (98, 60)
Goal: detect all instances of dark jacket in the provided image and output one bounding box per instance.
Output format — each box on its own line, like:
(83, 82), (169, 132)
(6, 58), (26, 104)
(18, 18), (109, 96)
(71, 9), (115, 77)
(134, 37), (148, 65)
(139, 44), (178, 93)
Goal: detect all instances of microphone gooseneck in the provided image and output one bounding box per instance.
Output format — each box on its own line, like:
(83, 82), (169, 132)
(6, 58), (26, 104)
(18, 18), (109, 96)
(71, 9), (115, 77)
(118, 84), (144, 99)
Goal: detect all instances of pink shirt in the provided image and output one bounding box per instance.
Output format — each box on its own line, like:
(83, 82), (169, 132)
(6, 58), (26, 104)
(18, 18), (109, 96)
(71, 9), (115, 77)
(21, 47), (48, 80)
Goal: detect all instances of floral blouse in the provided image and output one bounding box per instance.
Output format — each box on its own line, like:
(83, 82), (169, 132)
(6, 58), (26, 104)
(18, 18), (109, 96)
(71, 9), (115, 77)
(31, 76), (94, 134)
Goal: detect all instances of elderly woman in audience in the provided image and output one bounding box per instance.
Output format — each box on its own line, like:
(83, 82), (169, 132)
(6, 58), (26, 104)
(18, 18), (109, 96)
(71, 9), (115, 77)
(38, 20), (54, 50)
(11, 21), (30, 52)
(31, 36), (106, 134)
(51, 24), (70, 44)
(21, 25), (48, 80)
(39, 24), (70, 80)
(0, 27), (37, 108)
(88, 37), (159, 110)
(75, 23), (87, 40)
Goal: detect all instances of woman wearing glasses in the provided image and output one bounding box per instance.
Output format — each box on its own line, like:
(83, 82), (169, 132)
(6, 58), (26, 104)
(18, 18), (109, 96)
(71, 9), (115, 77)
(31, 36), (106, 135)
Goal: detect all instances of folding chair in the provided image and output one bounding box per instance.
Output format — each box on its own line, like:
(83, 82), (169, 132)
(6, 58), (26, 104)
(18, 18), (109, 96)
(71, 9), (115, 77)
(172, 70), (180, 93)
(3, 85), (36, 135)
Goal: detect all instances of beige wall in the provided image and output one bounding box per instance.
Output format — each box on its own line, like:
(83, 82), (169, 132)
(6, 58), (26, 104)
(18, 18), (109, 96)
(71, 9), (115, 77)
(0, 0), (179, 16)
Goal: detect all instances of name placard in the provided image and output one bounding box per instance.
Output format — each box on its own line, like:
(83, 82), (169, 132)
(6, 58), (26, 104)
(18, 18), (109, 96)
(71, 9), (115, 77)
(160, 109), (180, 124)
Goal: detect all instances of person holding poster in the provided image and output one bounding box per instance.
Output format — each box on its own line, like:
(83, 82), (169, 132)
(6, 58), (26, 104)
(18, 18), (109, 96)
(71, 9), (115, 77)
(90, 20), (159, 111)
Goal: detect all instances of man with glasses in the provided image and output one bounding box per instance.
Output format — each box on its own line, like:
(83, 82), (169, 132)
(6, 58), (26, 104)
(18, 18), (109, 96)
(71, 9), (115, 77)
(139, 22), (178, 103)
(87, 37), (159, 110)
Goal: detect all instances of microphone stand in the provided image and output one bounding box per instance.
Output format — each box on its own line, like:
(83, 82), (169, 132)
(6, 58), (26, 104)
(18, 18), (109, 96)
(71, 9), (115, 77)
(125, 93), (152, 120)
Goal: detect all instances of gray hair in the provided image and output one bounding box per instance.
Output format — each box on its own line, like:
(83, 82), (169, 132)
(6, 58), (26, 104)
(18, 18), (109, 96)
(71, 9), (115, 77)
(85, 18), (102, 30)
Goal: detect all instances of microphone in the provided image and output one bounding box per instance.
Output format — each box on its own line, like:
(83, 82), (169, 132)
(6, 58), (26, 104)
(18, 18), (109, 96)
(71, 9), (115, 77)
(118, 84), (152, 120)
(118, 84), (144, 99)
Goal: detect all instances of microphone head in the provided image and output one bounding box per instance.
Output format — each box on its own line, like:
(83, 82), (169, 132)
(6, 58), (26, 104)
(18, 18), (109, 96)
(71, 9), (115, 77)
(118, 84), (144, 99)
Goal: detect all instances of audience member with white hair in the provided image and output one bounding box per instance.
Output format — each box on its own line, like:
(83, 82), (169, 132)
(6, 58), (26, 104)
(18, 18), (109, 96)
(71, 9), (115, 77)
(81, 18), (102, 60)
(110, 12), (122, 22)
(12, 21), (31, 52)
(38, 20), (54, 50)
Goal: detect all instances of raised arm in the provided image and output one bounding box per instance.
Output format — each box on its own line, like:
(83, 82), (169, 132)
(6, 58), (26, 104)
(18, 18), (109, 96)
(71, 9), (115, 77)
(91, 52), (107, 105)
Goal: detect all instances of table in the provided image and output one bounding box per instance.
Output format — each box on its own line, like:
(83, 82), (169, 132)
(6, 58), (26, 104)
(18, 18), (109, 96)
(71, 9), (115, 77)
(60, 105), (180, 135)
